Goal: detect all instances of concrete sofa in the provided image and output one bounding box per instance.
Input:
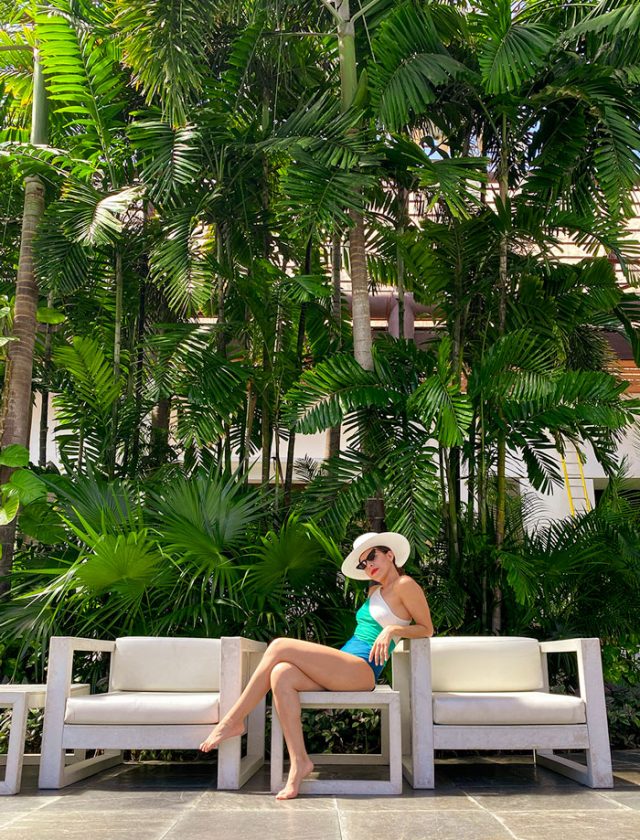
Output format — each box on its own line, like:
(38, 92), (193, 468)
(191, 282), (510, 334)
(39, 635), (266, 790)
(392, 635), (613, 789)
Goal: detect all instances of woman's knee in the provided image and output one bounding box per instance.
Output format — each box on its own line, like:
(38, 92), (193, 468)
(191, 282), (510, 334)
(267, 637), (293, 661)
(270, 661), (297, 691)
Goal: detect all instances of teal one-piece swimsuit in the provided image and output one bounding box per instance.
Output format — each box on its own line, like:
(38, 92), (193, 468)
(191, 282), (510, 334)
(340, 586), (411, 680)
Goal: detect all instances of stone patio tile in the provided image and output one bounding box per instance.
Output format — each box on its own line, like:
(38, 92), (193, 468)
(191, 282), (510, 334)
(196, 789), (337, 810)
(439, 762), (573, 789)
(0, 795), (57, 813)
(613, 750), (640, 765)
(498, 811), (640, 840)
(0, 809), (181, 840)
(78, 762), (217, 791)
(339, 809), (510, 840)
(0, 813), (30, 829)
(466, 789), (623, 812)
(336, 791), (480, 811)
(0, 829), (169, 840)
(599, 790), (640, 810)
(39, 789), (201, 812)
(163, 809), (342, 840)
(613, 769), (640, 787)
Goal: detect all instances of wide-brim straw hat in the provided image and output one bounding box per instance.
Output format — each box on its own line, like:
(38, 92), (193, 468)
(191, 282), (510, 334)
(341, 532), (411, 580)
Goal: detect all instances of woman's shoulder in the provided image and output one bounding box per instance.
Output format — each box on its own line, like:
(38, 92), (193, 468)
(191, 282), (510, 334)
(395, 575), (422, 594)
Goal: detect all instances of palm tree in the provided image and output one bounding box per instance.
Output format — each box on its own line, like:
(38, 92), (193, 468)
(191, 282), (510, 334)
(0, 10), (47, 590)
(359, 0), (640, 629)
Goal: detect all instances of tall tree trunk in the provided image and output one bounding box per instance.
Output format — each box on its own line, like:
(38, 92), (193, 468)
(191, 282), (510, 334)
(109, 248), (123, 479)
(335, 3), (373, 372)
(396, 186), (408, 340)
(128, 279), (146, 475)
(285, 240), (312, 505)
(0, 50), (47, 592)
(492, 115), (509, 633)
(242, 381), (257, 480)
(326, 229), (342, 460)
(261, 393), (272, 486)
(39, 291), (54, 467)
(150, 398), (171, 464)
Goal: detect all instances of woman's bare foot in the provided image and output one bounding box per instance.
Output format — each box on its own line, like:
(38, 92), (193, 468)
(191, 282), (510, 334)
(199, 719), (246, 753)
(275, 758), (314, 800)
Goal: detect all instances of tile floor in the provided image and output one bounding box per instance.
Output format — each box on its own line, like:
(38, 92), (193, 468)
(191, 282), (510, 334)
(1, 751), (639, 840)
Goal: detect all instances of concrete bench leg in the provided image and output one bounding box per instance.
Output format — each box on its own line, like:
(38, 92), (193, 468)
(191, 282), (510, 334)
(0, 692), (29, 795)
(271, 688), (402, 795)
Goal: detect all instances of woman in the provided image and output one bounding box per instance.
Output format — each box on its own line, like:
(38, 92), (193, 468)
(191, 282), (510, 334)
(199, 531), (434, 799)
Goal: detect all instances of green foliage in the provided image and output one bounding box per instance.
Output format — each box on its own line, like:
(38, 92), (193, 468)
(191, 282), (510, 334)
(1, 0), (640, 757)
(115, 0), (221, 126)
(605, 684), (640, 749)
(0, 444), (29, 467)
(368, 1), (468, 131)
(475, 0), (556, 94)
(301, 707), (381, 755)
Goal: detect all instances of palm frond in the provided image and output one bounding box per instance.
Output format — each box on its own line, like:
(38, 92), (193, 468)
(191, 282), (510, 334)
(284, 352), (400, 434)
(128, 120), (201, 201)
(59, 182), (141, 247)
(115, 0), (220, 125)
(368, 1), (468, 131)
(407, 336), (473, 447)
(474, 0), (556, 94)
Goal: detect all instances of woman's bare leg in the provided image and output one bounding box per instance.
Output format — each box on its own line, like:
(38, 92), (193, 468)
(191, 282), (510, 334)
(270, 662), (321, 800)
(199, 638), (374, 752)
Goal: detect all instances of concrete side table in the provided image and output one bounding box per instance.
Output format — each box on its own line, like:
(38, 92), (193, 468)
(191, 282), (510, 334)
(0, 684), (89, 795)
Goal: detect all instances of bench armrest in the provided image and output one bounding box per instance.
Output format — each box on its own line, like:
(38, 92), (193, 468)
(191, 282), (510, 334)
(232, 636), (268, 655)
(539, 638), (605, 704)
(47, 637), (115, 695)
(42, 636), (116, 748)
(540, 638), (591, 654)
(219, 637), (267, 716)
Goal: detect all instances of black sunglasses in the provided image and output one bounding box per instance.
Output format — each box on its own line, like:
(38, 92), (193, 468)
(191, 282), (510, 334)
(356, 545), (390, 571)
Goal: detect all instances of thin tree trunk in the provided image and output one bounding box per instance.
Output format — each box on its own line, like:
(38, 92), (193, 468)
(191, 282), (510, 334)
(335, 3), (373, 372)
(0, 50), (47, 591)
(283, 306), (307, 502)
(39, 291), (54, 467)
(109, 249), (123, 479)
(466, 414), (476, 528)
(493, 115), (509, 634)
(446, 448), (461, 574)
(285, 240), (312, 505)
(261, 393), (271, 486)
(150, 398), (171, 464)
(396, 186), (408, 340)
(129, 279), (146, 475)
(349, 212), (372, 370)
(326, 229), (342, 459)
(242, 381), (257, 479)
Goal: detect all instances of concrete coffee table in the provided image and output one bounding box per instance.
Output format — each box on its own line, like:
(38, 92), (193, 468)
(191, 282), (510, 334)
(1, 683), (89, 794)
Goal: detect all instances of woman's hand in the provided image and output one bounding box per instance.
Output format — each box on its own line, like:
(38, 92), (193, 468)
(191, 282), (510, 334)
(369, 626), (397, 666)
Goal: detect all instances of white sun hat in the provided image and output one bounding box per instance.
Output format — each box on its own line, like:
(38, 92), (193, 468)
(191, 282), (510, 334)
(341, 532), (411, 580)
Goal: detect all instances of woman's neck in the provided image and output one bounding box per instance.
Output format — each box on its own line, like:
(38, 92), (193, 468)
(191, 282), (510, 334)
(377, 566), (400, 589)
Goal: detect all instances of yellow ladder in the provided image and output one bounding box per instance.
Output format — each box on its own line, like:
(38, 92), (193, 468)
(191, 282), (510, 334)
(560, 444), (592, 516)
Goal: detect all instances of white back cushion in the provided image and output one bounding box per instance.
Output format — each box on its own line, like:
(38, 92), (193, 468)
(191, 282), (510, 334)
(110, 637), (221, 692)
(430, 637), (544, 692)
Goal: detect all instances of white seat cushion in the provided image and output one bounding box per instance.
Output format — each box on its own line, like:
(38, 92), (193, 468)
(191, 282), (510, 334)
(111, 637), (220, 692)
(432, 691), (586, 726)
(64, 691), (220, 725)
(431, 637), (544, 692)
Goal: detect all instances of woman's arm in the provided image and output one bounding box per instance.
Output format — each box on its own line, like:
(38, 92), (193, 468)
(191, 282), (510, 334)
(395, 576), (434, 637)
(369, 577), (434, 665)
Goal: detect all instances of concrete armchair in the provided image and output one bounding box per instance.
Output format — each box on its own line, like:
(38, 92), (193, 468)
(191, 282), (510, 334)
(39, 635), (266, 790)
(392, 636), (613, 789)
